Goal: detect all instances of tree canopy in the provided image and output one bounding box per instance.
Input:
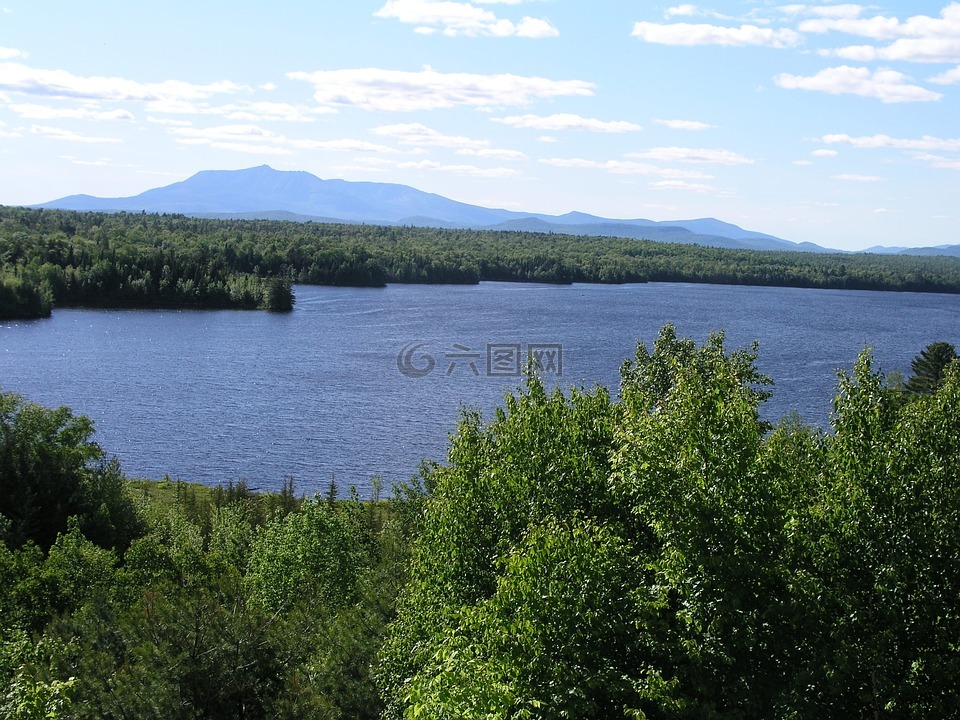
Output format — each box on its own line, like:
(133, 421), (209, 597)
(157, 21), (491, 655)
(4, 206), (960, 319)
(905, 340), (958, 394)
(3, 326), (960, 718)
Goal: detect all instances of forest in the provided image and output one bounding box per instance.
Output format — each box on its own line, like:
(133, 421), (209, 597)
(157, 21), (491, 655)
(2, 328), (959, 719)
(3, 206), (960, 319)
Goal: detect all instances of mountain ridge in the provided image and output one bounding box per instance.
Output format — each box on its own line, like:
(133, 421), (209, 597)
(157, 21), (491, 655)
(33, 165), (958, 256)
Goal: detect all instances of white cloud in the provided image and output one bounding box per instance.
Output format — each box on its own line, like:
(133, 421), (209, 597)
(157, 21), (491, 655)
(799, 4), (960, 40)
(168, 124), (399, 156)
(288, 67), (594, 112)
(457, 147), (528, 159)
(0, 45), (24, 60)
(371, 122), (489, 148)
(218, 102), (333, 122)
(627, 146), (753, 165)
(775, 66), (942, 102)
(666, 5), (698, 17)
(373, 0), (558, 38)
(147, 117), (192, 127)
(831, 38), (960, 63)
(30, 125), (122, 143)
(0, 62), (248, 102)
(832, 173), (883, 181)
(539, 156), (713, 178)
(653, 118), (715, 131)
(140, 98), (333, 122)
(58, 155), (138, 168)
(820, 132), (960, 151)
(929, 65), (960, 84)
(492, 113), (642, 132)
(811, 148), (839, 156)
(779, 5), (865, 20)
(802, 4), (960, 63)
(397, 158), (521, 177)
(632, 21), (801, 48)
(913, 152), (960, 170)
(649, 180), (715, 192)
(9, 103), (135, 121)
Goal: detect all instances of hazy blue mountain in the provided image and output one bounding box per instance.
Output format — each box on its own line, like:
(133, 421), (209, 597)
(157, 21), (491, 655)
(859, 244), (960, 257)
(896, 245), (960, 257)
(37, 164), (840, 252)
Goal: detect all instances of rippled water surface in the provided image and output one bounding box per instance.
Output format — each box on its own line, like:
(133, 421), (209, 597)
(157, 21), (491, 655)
(2, 282), (957, 495)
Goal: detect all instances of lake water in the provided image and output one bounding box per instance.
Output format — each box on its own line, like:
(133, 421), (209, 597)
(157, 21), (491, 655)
(2, 282), (958, 497)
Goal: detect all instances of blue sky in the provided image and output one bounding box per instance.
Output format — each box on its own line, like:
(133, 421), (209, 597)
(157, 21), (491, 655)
(1, 1), (959, 250)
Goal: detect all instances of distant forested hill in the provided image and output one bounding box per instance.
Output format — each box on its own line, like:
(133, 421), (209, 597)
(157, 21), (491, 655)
(3, 206), (960, 319)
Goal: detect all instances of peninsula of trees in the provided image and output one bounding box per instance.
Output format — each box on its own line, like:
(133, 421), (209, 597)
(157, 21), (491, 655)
(3, 206), (960, 319)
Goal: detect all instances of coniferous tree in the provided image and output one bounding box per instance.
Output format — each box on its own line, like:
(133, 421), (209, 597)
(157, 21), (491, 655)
(905, 341), (958, 394)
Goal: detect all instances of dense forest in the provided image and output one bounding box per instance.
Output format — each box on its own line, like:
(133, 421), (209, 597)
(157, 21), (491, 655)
(3, 206), (960, 319)
(2, 330), (959, 718)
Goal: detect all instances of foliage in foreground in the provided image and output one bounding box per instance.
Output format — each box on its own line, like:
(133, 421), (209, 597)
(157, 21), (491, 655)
(2, 330), (959, 718)
(379, 327), (960, 719)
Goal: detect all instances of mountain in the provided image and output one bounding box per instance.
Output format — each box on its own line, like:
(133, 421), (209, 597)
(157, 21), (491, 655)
(36, 165), (836, 252)
(860, 244), (960, 258)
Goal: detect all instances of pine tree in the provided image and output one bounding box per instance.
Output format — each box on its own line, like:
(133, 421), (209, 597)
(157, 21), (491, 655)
(905, 341), (958, 394)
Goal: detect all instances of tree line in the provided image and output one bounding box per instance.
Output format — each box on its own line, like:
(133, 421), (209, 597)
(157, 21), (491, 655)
(4, 206), (960, 319)
(2, 333), (959, 718)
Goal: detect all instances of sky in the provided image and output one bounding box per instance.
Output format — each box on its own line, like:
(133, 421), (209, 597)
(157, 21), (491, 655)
(1, 1), (959, 251)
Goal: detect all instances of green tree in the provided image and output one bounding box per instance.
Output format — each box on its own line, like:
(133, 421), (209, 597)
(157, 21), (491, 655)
(0, 392), (142, 551)
(904, 340), (957, 394)
(795, 354), (960, 718)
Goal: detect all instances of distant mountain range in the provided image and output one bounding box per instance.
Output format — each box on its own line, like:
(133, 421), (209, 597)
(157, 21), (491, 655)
(33, 165), (960, 256)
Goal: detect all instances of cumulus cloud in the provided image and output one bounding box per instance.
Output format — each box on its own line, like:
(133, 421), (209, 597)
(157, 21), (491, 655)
(929, 65), (960, 83)
(811, 148), (839, 156)
(820, 132), (960, 151)
(0, 45), (24, 60)
(456, 147), (527, 160)
(799, 4), (960, 39)
(288, 67), (593, 112)
(30, 125), (122, 143)
(627, 146), (753, 164)
(168, 123), (399, 156)
(396, 158), (521, 177)
(492, 113), (642, 132)
(371, 123), (527, 159)
(9, 103), (135, 121)
(373, 0), (558, 38)
(539, 156), (712, 179)
(803, 4), (960, 63)
(666, 5), (698, 17)
(779, 5), (865, 20)
(0, 62), (248, 102)
(649, 179), (715, 192)
(830, 38), (960, 63)
(913, 152), (960, 170)
(654, 118), (715, 131)
(631, 21), (801, 48)
(58, 155), (138, 168)
(775, 66), (942, 102)
(371, 122), (489, 148)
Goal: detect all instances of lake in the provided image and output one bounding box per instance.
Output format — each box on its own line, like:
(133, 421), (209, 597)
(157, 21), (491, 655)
(2, 282), (957, 496)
